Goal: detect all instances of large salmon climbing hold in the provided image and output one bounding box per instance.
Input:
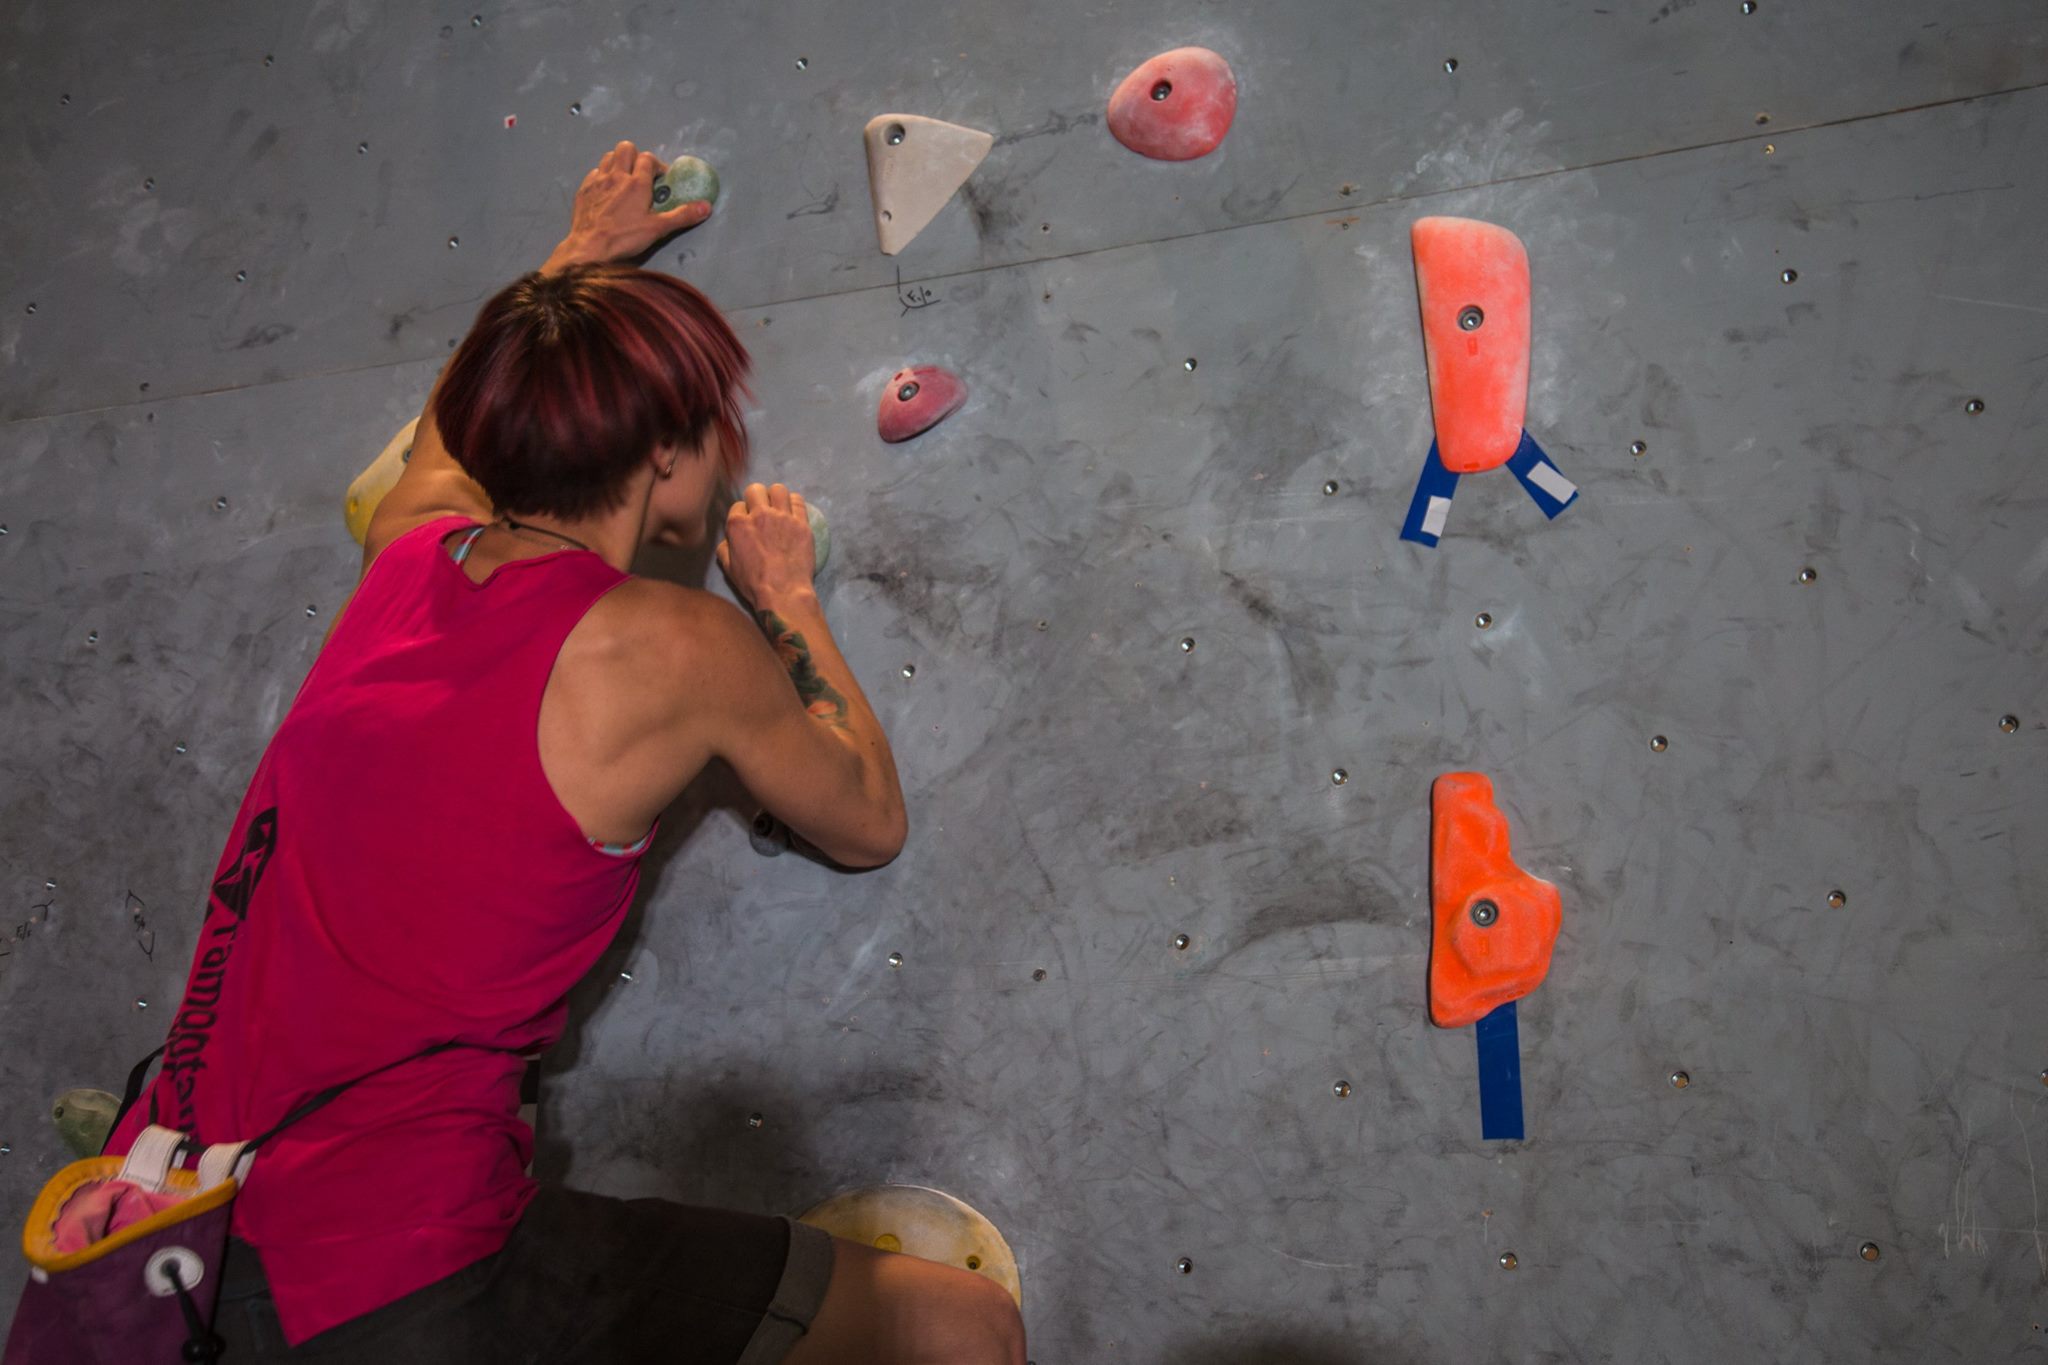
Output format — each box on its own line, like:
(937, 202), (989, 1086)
(877, 365), (967, 443)
(1412, 217), (1531, 475)
(1429, 772), (1561, 1028)
(1106, 47), (1237, 161)
(1399, 217), (1577, 547)
(344, 418), (419, 546)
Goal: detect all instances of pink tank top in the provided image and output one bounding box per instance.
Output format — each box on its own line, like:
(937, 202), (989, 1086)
(108, 514), (653, 1345)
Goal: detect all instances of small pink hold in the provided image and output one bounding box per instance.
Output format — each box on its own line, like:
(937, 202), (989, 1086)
(1107, 47), (1237, 161)
(878, 365), (966, 443)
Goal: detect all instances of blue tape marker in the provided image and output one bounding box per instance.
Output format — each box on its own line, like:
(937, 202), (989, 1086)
(1399, 441), (1461, 547)
(1504, 431), (1579, 520)
(1474, 999), (1524, 1140)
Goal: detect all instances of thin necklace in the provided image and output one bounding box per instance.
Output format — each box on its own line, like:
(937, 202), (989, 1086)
(498, 514), (590, 553)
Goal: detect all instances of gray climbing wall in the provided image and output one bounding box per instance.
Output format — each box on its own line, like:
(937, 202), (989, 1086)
(3, 0), (2045, 1357)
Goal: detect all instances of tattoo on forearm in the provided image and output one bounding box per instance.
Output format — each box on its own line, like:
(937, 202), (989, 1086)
(757, 611), (851, 729)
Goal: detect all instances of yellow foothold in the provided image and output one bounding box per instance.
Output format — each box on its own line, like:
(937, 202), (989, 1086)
(801, 1184), (1021, 1307)
(344, 417), (421, 545)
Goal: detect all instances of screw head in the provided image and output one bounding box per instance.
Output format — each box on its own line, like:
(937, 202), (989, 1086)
(1173, 933), (1191, 951)
(1182, 357), (1198, 371)
(1032, 968), (1047, 982)
(1470, 900), (1499, 927)
(1175, 1257), (1193, 1275)
(1999, 714), (2019, 733)
(174, 743), (187, 755)
(1151, 81), (1173, 101)
(1331, 769), (1348, 786)
(1859, 1241), (1880, 1262)
(1630, 439), (1648, 456)
(24, 303), (35, 315)
(134, 999), (148, 1010)
(1742, 0), (1757, 12)
(1798, 567), (1817, 583)
(887, 951), (903, 968)
(1333, 1080), (1352, 1098)
(86, 631), (98, 645)
(1649, 735), (1669, 752)
(305, 605), (317, 617)
(1780, 268), (1798, 283)
(570, 101), (582, 115)
(1499, 1251), (1517, 1269)
(447, 236), (459, 248)
(1323, 480), (1340, 496)
(1964, 397), (1985, 415)
(897, 381), (921, 402)
(1475, 611), (1493, 629)
(143, 177), (155, 191)
(1444, 57), (1459, 73)
(471, 13), (483, 25)
(794, 56), (808, 69)
(900, 664), (916, 680)
(747, 1112), (764, 1128)
(215, 496), (228, 510)
(886, 122), (906, 145)
(1827, 889), (1847, 909)
(1670, 1070), (1691, 1089)
(1179, 637), (1196, 653)
(1457, 304), (1484, 331)
(235, 270), (247, 283)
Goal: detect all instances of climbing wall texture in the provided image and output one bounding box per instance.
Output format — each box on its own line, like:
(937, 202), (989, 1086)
(4, 1), (2046, 1358)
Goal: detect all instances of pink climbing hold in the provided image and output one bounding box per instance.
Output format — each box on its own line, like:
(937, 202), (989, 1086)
(877, 366), (966, 443)
(1106, 47), (1237, 161)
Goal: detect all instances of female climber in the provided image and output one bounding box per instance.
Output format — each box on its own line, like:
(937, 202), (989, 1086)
(104, 140), (1025, 1365)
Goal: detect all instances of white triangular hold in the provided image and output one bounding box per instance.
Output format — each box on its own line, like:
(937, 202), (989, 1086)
(862, 114), (994, 256)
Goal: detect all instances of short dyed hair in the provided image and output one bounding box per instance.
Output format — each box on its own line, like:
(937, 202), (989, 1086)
(434, 263), (751, 519)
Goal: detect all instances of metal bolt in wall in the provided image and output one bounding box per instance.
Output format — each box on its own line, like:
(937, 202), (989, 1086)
(2000, 715), (2020, 733)
(1323, 480), (1340, 496)
(900, 664), (916, 680)
(1649, 735), (1669, 752)
(1331, 769), (1348, 786)
(1670, 1070), (1690, 1089)
(1964, 398), (1985, 415)
(1182, 358), (1197, 371)
(1780, 268), (1798, 283)
(1827, 889), (1847, 909)
(1173, 933), (1191, 951)
(1470, 900), (1499, 927)
(1859, 1242), (1880, 1262)
(1175, 1257), (1193, 1275)
(747, 1113), (764, 1129)
(1798, 567), (1817, 583)
(1032, 968), (1047, 982)
(1443, 58), (1459, 73)
(1179, 637), (1196, 653)
(1475, 612), (1493, 629)
(1630, 440), (1647, 457)
(1499, 1251), (1517, 1269)
(1333, 1080), (1351, 1098)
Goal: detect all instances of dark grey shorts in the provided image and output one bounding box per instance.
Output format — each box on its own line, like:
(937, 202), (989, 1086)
(213, 1184), (837, 1363)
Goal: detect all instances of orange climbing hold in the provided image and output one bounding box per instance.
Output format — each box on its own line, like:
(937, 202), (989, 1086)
(1428, 772), (1561, 1028)
(1411, 217), (1531, 475)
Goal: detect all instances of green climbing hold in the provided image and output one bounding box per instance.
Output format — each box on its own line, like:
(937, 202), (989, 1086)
(51, 1088), (121, 1159)
(651, 156), (720, 213)
(808, 500), (831, 576)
